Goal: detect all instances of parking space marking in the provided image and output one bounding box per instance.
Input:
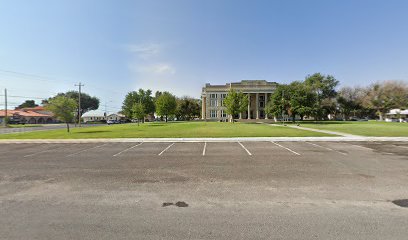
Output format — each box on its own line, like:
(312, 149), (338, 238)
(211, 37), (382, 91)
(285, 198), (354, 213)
(202, 142), (207, 156)
(158, 143), (175, 156)
(238, 142), (252, 156)
(113, 142), (143, 157)
(393, 144), (408, 149)
(345, 143), (373, 151)
(66, 143), (109, 157)
(24, 145), (63, 157)
(305, 142), (347, 156)
(271, 141), (300, 155)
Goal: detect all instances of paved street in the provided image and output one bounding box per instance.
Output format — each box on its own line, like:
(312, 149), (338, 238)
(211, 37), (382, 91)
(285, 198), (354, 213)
(0, 141), (408, 239)
(0, 124), (104, 135)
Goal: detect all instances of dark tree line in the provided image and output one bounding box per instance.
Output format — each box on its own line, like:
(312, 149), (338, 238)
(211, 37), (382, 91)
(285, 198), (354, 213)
(121, 89), (201, 124)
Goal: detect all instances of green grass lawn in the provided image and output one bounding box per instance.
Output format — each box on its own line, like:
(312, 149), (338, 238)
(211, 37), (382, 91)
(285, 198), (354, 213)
(0, 122), (332, 139)
(295, 121), (408, 137)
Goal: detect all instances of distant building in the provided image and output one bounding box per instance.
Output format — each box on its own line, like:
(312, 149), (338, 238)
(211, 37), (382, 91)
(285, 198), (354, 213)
(81, 110), (126, 123)
(385, 109), (408, 122)
(0, 106), (56, 124)
(106, 113), (126, 122)
(201, 80), (278, 121)
(81, 110), (106, 123)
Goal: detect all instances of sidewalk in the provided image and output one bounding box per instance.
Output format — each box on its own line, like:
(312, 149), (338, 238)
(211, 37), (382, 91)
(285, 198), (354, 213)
(0, 136), (408, 143)
(285, 125), (361, 137)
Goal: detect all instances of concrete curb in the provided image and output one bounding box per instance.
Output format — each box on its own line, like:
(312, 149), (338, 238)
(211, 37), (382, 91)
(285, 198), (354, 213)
(1, 137), (408, 143)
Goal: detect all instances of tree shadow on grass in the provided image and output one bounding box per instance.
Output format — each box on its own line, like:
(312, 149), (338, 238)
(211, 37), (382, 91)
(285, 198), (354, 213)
(76, 130), (112, 134)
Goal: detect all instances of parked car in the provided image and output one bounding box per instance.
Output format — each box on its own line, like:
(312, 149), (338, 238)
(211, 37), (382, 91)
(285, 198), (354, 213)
(107, 120), (119, 125)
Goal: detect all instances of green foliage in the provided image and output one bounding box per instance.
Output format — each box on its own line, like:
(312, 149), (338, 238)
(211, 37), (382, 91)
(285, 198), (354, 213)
(175, 97), (201, 121)
(304, 73), (339, 120)
(223, 89), (248, 122)
(45, 96), (77, 132)
(132, 102), (146, 125)
(362, 81), (408, 120)
(44, 91), (99, 118)
(122, 89), (155, 118)
(15, 100), (38, 109)
(155, 92), (177, 122)
(266, 82), (315, 121)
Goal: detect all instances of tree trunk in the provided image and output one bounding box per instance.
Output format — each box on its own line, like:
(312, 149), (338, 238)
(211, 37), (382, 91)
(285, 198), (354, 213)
(137, 119), (140, 126)
(379, 112), (384, 121)
(66, 122), (70, 133)
(165, 115), (168, 122)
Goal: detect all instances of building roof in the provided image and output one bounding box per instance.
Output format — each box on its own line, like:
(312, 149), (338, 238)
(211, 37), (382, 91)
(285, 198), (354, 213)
(387, 109), (408, 115)
(202, 80), (278, 94)
(107, 113), (125, 117)
(16, 106), (47, 111)
(0, 110), (52, 117)
(81, 110), (106, 118)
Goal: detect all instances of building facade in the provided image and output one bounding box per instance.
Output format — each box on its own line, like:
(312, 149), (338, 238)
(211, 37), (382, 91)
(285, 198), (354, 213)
(0, 106), (56, 124)
(201, 80), (278, 121)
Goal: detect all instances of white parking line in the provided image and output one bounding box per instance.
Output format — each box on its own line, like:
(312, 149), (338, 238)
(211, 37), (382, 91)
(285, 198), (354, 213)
(346, 143), (373, 151)
(393, 144), (408, 149)
(238, 142), (252, 156)
(158, 143), (175, 156)
(24, 145), (63, 157)
(66, 143), (109, 157)
(113, 142), (144, 157)
(271, 141), (300, 155)
(202, 142), (207, 156)
(305, 142), (347, 156)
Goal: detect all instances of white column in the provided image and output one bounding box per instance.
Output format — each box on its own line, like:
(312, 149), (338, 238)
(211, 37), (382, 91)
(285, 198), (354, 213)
(202, 96), (206, 120)
(239, 113), (242, 119)
(256, 93), (259, 119)
(247, 94), (251, 119)
(265, 93), (268, 119)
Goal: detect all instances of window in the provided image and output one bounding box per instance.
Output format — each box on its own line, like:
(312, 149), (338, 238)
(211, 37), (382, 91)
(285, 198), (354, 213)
(259, 95), (265, 108)
(210, 94), (217, 99)
(220, 93), (227, 106)
(221, 110), (227, 118)
(210, 110), (217, 118)
(210, 99), (218, 107)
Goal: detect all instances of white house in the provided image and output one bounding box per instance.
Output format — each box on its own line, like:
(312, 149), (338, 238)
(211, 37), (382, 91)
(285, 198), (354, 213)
(385, 109), (408, 122)
(81, 110), (106, 123)
(106, 113), (125, 122)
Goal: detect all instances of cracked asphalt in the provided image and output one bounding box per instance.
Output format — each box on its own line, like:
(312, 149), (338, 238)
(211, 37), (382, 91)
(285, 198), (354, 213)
(0, 141), (408, 239)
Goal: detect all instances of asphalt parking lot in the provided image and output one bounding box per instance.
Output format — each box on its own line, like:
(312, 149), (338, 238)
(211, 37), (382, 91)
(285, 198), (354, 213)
(1, 141), (408, 239)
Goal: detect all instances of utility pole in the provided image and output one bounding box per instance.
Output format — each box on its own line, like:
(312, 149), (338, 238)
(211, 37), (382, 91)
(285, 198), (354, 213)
(75, 82), (84, 127)
(3, 88), (7, 127)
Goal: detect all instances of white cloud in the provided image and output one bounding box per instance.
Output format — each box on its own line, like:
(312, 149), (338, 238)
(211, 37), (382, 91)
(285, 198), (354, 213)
(127, 43), (161, 59)
(133, 63), (176, 75)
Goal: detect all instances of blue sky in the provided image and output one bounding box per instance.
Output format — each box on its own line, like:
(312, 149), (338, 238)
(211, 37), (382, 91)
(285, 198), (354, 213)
(1, 0), (408, 111)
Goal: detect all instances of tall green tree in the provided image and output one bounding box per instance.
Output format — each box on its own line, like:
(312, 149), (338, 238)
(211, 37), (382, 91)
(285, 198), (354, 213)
(45, 96), (77, 132)
(15, 100), (38, 109)
(122, 89), (155, 119)
(337, 87), (366, 120)
(132, 102), (146, 126)
(362, 80), (408, 120)
(304, 73), (339, 120)
(44, 91), (99, 122)
(155, 92), (177, 122)
(175, 97), (201, 121)
(223, 89), (248, 123)
(265, 84), (291, 121)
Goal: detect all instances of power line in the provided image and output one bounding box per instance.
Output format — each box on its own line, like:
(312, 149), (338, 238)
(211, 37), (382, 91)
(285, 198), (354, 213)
(0, 95), (47, 100)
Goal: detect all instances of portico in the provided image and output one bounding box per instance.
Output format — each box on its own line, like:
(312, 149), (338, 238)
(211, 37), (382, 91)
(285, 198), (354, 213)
(201, 80), (277, 121)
